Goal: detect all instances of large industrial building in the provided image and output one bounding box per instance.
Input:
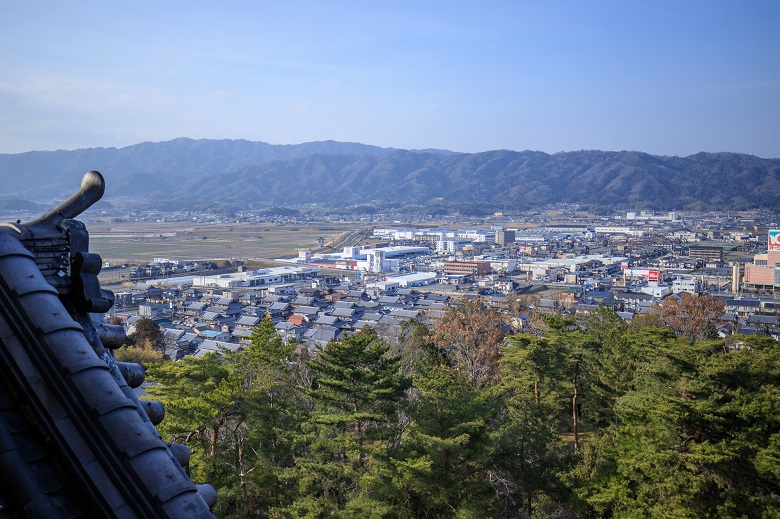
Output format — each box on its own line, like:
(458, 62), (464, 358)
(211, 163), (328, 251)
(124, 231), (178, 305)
(305, 245), (431, 273)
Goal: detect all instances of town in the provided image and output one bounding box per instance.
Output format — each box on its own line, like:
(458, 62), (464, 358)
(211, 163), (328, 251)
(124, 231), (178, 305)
(101, 206), (780, 360)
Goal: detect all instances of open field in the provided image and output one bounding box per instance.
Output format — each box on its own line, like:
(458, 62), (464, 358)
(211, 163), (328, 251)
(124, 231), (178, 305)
(85, 219), (375, 265)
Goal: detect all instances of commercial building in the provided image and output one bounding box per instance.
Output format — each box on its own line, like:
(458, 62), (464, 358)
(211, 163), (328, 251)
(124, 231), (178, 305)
(626, 211), (679, 221)
(672, 276), (703, 295)
(742, 230), (780, 290)
(594, 226), (644, 237)
(443, 260), (492, 277)
(495, 229), (516, 247)
(193, 265), (321, 289)
(688, 245), (724, 264)
(306, 245), (430, 273)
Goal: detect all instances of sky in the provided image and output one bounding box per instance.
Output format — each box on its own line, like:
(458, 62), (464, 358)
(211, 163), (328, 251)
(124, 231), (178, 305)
(1, 1), (778, 157)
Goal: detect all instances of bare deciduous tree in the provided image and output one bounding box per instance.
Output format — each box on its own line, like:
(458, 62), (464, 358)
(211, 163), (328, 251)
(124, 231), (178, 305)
(432, 298), (506, 385)
(651, 293), (725, 342)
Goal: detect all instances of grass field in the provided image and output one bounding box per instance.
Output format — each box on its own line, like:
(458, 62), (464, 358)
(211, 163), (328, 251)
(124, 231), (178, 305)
(86, 219), (374, 265)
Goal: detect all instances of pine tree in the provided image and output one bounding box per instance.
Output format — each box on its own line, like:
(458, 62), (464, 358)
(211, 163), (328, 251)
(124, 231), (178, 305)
(389, 365), (499, 518)
(494, 340), (573, 518)
(128, 316), (167, 357)
(542, 315), (598, 451)
(144, 353), (238, 481)
(146, 319), (301, 518)
(579, 334), (780, 517)
(282, 328), (410, 516)
(228, 317), (298, 516)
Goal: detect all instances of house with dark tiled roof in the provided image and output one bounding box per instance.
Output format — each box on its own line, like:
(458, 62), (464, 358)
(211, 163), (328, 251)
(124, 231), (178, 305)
(292, 305), (321, 320)
(164, 344), (187, 361)
(575, 302), (601, 316)
(356, 300), (381, 311)
(313, 314), (341, 327)
(275, 321), (306, 343)
(360, 312), (384, 324)
(536, 299), (560, 314)
(377, 314), (402, 326)
(231, 314), (261, 340)
(200, 310), (222, 322)
(295, 287), (325, 298)
(178, 331), (202, 350)
(162, 328), (186, 343)
(329, 284), (352, 295)
(268, 302), (292, 318)
(377, 295), (401, 305)
(199, 310), (235, 329)
(422, 292), (450, 303)
(636, 300), (656, 314)
(353, 320), (375, 330)
(331, 307), (359, 320)
(235, 314), (261, 329)
(209, 297), (245, 316)
(345, 290), (368, 301)
(184, 300), (208, 312)
(303, 326), (342, 348)
(241, 305), (266, 317)
(723, 298), (762, 318)
(193, 339), (242, 357)
(388, 308), (420, 320)
(132, 283), (164, 301)
(198, 329), (231, 342)
(291, 295), (318, 307)
(396, 288), (419, 298)
(231, 328), (254, 341)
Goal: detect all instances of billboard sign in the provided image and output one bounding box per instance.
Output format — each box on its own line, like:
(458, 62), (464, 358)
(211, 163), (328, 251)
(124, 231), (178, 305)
(769, 230), (780, 251)
(648, 270), (659, 282)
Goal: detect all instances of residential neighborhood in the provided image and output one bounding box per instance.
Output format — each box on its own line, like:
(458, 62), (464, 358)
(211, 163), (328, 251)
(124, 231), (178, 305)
(111, 208), (780, 360)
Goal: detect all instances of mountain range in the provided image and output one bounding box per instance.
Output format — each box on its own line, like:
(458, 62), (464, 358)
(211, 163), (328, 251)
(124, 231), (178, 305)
(3, 138), (779, 214)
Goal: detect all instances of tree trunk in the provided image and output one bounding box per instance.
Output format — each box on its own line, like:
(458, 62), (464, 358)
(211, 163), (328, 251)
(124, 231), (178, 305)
(572, 372), (579, 451)
(237, 434), (250, 519)
(210, 416), (223, 458)
(533, 376), (540, 407)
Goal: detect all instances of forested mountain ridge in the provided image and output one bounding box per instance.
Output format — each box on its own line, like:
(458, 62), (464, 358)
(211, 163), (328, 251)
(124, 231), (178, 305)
(3, 138), (779, 211)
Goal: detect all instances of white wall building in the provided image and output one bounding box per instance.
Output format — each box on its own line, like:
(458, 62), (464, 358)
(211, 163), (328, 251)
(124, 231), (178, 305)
(193, 265), (320, 289)
(364, 250), (385, 273)
(672, 276), (702, 295)
(387, 272), (437, 287)
(640, 282), (673, 298)
(436, 240), (470, 253)
(152, 257), (184, 266)
(594, 226), (644, 236)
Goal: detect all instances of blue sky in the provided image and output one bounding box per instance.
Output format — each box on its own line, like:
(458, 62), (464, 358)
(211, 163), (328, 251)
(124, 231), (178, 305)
(1, 1), (778, 157)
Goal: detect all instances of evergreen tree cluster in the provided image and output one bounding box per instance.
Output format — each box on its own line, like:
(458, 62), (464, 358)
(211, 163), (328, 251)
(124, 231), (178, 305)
(144, 303), (780, 518)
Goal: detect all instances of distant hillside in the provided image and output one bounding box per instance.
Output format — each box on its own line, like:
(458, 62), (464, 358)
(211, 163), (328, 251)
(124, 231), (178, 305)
(0, 138), (402, 198)
(2, 139), (778, 212)
(0, 199), (44, 212)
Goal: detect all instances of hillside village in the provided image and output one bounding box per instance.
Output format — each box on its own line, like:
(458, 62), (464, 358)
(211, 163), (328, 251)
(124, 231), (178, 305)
(112, 208), (780, 358)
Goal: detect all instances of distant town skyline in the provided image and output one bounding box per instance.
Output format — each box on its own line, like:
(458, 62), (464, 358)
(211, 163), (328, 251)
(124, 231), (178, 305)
(1, 1), (778, 158)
